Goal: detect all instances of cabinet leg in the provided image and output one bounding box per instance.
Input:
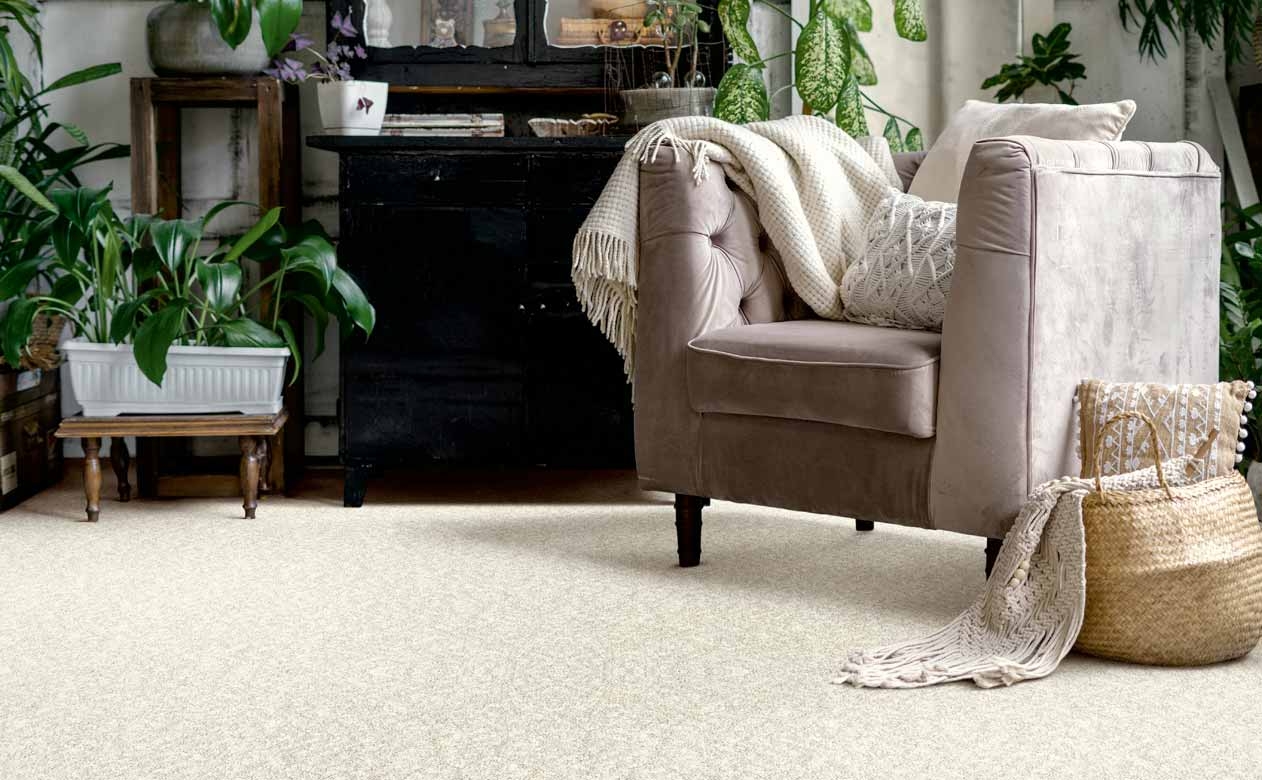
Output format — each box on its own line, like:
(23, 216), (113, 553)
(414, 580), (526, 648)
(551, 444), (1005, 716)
(855, 519), (874, 532)
(82, 437), (101, 522)
(239, 436), (261, 519)
(110, 438), (131, 502)
(344, 464), (369, 508)
(674, 494), (709, 567)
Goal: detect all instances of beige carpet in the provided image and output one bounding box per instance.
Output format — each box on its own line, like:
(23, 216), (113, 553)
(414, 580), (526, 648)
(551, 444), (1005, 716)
(1, 469), (1259, 780)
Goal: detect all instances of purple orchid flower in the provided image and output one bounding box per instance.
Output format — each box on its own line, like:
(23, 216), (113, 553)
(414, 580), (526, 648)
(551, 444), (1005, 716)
(330, 11), (358, 38)
(288, 33), (315, 52)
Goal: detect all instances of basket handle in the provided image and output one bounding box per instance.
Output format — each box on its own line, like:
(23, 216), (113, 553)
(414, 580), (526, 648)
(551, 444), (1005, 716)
(1092, 411), (1174, 500)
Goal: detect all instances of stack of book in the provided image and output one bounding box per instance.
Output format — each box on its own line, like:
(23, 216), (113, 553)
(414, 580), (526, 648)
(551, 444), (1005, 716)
(380, 113), (506, 137)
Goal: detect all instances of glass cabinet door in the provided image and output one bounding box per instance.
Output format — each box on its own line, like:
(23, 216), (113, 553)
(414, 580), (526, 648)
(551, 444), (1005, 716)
(365, 0), (518, 48)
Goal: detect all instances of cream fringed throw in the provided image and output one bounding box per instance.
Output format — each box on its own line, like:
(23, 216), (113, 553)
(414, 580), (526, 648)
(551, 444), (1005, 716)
(836, 459), (1200, 689)
(571, 115), (902, 376)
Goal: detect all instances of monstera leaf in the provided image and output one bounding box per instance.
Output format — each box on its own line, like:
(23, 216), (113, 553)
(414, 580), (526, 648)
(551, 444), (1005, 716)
(894, 0), (927, 42)
(834, 74), (869, 137)
(795, 7), (849, 113)
(718, 0), (761, 64)
(826, 0), (873, 31)
(715, 64), (770, 124)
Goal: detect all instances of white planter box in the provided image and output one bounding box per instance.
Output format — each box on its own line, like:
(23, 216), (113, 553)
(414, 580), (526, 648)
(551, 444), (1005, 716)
(63, 340), (288, 417)
(317, 80), (388, 135)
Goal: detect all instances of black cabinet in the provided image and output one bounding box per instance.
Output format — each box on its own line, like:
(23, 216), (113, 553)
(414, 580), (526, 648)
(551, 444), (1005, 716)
(309, 136), (634, 505)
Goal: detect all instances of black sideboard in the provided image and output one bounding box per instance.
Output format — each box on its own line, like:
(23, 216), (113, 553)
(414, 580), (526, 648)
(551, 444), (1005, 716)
(308, 135), (634, 505)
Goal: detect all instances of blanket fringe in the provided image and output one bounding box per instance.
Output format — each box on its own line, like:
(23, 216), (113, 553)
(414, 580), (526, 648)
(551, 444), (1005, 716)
(571, 229), (637, 378)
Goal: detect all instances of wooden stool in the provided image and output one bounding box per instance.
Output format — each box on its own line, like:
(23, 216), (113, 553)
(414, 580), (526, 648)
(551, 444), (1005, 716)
(55, 411), (288, 522)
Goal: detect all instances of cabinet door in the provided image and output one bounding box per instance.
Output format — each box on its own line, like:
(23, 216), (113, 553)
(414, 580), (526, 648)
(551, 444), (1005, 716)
(332, 0), (529, 65)
(340, 202), (529, 464)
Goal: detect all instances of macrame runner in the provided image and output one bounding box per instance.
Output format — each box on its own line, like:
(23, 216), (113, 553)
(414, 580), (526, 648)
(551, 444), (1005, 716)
(836, 458), (1200, 689)
(571, 115), (904, 378)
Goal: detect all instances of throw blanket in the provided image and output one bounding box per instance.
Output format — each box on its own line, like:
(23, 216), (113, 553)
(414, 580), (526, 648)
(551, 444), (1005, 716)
(571, 115), (902, 377)
(836, 458), (1200, 688)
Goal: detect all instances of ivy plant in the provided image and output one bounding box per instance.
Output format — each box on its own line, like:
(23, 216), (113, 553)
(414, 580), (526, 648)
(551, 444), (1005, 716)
(715, 0), (926, 150)
(981, 23), (1086, 105)
(0, 183), (375, 387)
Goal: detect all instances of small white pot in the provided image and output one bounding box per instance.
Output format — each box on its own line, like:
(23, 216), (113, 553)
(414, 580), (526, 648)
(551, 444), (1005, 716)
(63, 340), (288, 417)
(317, 80), (389, 135)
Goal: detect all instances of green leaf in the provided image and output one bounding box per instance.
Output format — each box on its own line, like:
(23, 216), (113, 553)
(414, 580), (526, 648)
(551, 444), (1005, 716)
(225, 207), (281, 262)
(883, 116), (904, 152)
(48, 185), (110, 231)
(196, 260), (243, 313)
(795, 8), (848, 113)
(0, 257), (42, 299)
(100, 224), (121, 300)
(1, 296), (38, 367)
(49, 273), (84, 307)
(36, 63), (122, 96)
(280, 234), (338, 292)
(844, 20), (877, 86)
(132, 301), (190, 386)
(281, 290), (329, 359)
(218, 318), (287, 348)
(331, 267), (376, 336)
(200, 199), (254, 230)
(59, 122), (89, 146)
(275, 317), (301, 385)
(256, 0), (302, 58)
(825, 0), (872, 31)
(903, 126), (924, 152)
(834, 75), (868, 137)
(894, 0), (927, 42)
(131, 246), (162, 281)
(718, 0), (761, 64)
(714, 63), (771, 125)
(149, 218), (203, 274)
(210, 0), (253, 49)
(0, 164), (56, 212)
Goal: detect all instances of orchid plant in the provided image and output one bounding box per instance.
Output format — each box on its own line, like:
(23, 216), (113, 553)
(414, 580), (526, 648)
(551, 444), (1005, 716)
(265, 11), (367, 83)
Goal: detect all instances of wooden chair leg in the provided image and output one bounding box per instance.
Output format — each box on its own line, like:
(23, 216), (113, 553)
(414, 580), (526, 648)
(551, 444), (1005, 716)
(110, 438), (131, 502)
(674, 494), (709, 567)
(257, 436), (273, 494)
(985, 537), (1003, 579)
(855, 519), (875, 532)
(82, 437), (101, 522)
(239, 436), (261, 519)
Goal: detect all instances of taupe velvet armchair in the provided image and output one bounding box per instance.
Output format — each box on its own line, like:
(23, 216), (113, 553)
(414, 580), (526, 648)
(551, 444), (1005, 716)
(634, 137), (1221, 573)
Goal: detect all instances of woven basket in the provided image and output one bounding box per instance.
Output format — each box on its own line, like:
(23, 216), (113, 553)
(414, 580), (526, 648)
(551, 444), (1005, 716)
(0, 311), (64, 372)
(1075, 411), (1262, 666)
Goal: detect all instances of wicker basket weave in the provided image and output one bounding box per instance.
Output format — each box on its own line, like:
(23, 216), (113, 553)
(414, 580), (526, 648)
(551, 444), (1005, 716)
(1075, 411), (1262, 666)
(0, 312), (64, 371)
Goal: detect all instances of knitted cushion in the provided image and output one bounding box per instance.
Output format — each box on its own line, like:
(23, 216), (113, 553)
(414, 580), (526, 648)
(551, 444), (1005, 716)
(1077, 378), (1256, 480)
(840, 193), (956, 332)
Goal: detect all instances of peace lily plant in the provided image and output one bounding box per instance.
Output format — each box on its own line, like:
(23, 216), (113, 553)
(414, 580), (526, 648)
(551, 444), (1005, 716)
(716, 0), (926, 150)
(0, 182), (374, 405)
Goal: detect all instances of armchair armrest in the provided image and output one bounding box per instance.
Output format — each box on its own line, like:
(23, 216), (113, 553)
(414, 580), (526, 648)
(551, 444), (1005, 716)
(931, 137), (1221, 537)
(633, 148), (787, 492)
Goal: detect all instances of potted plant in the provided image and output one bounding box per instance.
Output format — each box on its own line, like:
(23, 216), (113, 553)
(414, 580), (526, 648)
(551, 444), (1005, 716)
(147, 0), (303, 76)
(0, 184), (375, 416)
(267, 13), (387, 135)
(621, 0), (717, 125)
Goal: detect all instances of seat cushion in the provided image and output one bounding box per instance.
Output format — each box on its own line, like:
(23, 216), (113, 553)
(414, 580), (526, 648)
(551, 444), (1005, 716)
(686, 320), (941, 438)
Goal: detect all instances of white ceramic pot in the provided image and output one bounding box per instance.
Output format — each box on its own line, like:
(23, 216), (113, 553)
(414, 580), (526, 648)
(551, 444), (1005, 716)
(146, 2), (271, 76)
(63, 340), (288, 417)
(317, 81), (389, 135)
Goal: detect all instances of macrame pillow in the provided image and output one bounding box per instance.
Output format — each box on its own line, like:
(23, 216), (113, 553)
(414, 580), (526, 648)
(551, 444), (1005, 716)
(1077, 379), (1256, 480)
(840, 192), (956, 331)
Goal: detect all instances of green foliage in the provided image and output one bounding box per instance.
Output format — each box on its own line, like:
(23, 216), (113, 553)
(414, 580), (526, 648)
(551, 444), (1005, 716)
(981, 23), (1085, 105)
(644, 0), (710, 86)
(202, 0), (304, 57)
(795, 7), (848, 113)
(0, 188), (375, 387)
(714, 0), (924, 149)
(1221, 202), (1262, 460)
(1118, 0), (1261, 64)
(714, 63), (770, 124)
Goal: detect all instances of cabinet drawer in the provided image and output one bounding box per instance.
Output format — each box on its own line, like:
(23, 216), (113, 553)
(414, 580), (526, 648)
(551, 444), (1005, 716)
(345, 153), (527, 205)
(528, 154), (620, 205)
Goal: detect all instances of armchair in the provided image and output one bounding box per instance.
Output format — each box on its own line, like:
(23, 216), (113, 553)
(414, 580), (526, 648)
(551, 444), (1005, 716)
(634, 136), (1221, 573)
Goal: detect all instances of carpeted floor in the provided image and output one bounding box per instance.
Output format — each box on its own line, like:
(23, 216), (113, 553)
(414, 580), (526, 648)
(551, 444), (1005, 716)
(1, 468), (1259, 779)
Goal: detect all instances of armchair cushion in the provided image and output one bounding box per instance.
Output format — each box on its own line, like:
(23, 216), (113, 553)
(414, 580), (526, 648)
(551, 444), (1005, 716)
(686, 320), (940, 438)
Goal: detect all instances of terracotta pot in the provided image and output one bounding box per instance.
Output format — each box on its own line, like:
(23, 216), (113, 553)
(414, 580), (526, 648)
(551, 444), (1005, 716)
(146, 2), (271, 76)
(317, 81), (389, 135)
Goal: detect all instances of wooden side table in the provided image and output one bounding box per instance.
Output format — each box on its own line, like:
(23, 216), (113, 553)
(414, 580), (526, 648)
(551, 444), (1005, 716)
(55, 411), (288, 522)
(130, 76), (303, 495)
